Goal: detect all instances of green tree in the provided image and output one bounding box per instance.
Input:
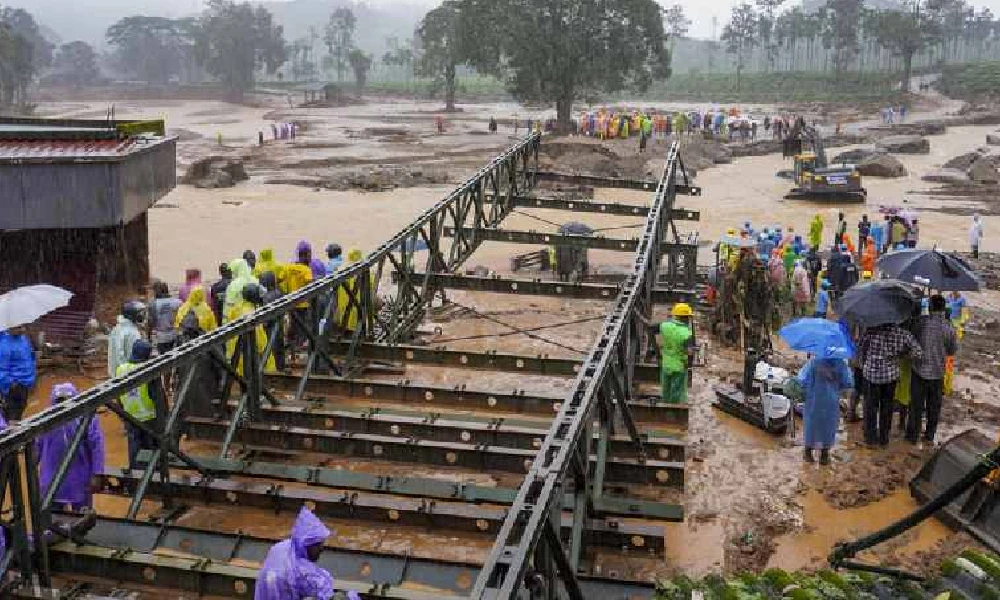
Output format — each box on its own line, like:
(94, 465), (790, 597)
(323, 7), (356, 82)
(348, 48), (372, 89)
(52, 41), (101, 86)
(457, 0), (670, 127)
(193, 0), (287, 99)
(822, 0), (862, 76)
(0, 8), (50, 106)
(756, 0), (784, 71)
(722, 3), (758, 90)
(416, 0), (463, 111)
(872, 0), (939, 92)
(664, 4), (692, 44)
(106, 16), (194, 84)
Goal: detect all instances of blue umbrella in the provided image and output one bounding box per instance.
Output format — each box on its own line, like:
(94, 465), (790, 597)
(778, 318), (855, 360)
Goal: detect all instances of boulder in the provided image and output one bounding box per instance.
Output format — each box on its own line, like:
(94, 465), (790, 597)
(943, 152), (981, 171)
(182, 157), (248, 189)
(857, 154), (907, 178)
(832, 148), (882, 164)
(987, 132), (1000, 146)
(876, 135), (930, 154)
(968, 158), (1000, 183)
(921, 168), (969, 184)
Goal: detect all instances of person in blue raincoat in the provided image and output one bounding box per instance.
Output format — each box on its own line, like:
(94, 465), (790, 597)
(0, 327), (36, 421)
(798, 357), (853, 465)
(36, 383), (105, 511)
(255, 506), (360, 600)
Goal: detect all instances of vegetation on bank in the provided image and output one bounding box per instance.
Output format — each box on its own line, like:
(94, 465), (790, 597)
(937, 62), (1000, 101)
(626, 71), (907, 104)
(652, 551), (1000, 600)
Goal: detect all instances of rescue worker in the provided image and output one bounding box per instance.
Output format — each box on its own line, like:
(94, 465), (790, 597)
(225, 284), (276, 375)
(644, 304), (694, 404)
(116, 340), (164, 471)
(798, 355), (853, 464)
(792, 260), (811, 317)
(175, 286), (218, 340)
(210, 262), (232, 326)
(808, 214), (824, 250)
(805, 246), (823, 298)
(335, 249), (372, 333)
(254, 248), (283, 282)
(178, 269), (202, 303)
(814, 280), (832, 319)
(255, 506), (360, 600)
(36, 382), (105, 511)
(223, 258), (258, 322)
(861, 236), (877, 274)
(108, 300), (145, 379)
(325, 243), (344, 274)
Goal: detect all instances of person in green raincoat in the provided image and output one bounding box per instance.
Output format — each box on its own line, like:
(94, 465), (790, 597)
(808, 214), (824, 250)
(782, 244), (797, 278)
(643, 303), (694, 404)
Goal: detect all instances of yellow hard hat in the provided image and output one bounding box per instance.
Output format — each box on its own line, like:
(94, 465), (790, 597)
(672, 303), (693, 318)
(726, 227), (737, 236)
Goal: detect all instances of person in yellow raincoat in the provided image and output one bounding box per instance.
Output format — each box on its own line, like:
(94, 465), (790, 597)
(254, 248), (284, 284)
(175, 286), (217, 337)
(335, 249), (374, 333)
(225, 284), (276, 374)
(808, 214), (824, 250)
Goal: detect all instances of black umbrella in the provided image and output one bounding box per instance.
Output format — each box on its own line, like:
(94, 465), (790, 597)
(876, 249), (981, 292)
(835, 279), (921, 327)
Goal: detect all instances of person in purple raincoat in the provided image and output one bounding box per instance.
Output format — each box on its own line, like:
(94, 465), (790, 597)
(255, 506), (360, 600)
(36, 383), (105, 510)
(295, 241), (327, 280)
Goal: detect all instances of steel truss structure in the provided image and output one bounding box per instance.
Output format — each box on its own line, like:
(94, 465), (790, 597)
(471, 143), (693, 599)
(0, 134), (698, 600)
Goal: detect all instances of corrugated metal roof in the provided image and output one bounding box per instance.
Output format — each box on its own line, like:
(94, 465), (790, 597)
(0, 137), (154, 160)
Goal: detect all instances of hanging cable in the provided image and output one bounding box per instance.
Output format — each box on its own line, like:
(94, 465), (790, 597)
(436, 300), (594, 354)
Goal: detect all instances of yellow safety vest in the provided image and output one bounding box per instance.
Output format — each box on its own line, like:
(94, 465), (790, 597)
(116, 362), (156, 422)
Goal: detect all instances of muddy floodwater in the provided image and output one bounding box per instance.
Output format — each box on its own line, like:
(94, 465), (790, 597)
(28, 94), (1000, 586)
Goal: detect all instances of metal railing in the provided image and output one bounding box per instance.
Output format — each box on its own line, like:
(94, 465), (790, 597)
(471, 141), (691, 599)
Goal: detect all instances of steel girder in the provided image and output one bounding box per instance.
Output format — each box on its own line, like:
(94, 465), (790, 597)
(95, 471), (666, 552)
(56, 517), (658, 598)
(403, 271), (696, 303)
(261, 372), (690, 425)
(132, 453), (684, 522)
(471, 142), (694, 599)
(484, 194), (700, 221)
(198, 401), (685, 461)
(326, 341), (663, 382)
(533, 170), (703, 197)
(442, 225), (698, 254)
(0, 134), (542, 589)
(183, 417), (685, 487)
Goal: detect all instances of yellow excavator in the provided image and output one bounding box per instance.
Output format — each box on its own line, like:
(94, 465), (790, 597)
(782, 126), (867, 202)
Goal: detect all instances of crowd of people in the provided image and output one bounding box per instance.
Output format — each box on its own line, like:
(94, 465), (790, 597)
(704, 211), (982, 465)
(105, 239), (365, 470)
(573, 107), (809, 145)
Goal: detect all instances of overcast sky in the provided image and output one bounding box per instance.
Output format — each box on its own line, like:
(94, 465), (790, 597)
(19, 0), (1000, 45)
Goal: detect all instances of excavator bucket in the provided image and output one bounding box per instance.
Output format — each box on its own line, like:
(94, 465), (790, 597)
(910, 429), (1000, 553)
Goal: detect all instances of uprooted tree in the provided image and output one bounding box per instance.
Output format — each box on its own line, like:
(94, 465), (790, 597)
(456, 0), (671, 127)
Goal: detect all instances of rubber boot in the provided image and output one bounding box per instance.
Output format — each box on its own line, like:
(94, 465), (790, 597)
(819, 448), (832, 465)
(803, 447), (815, 463)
